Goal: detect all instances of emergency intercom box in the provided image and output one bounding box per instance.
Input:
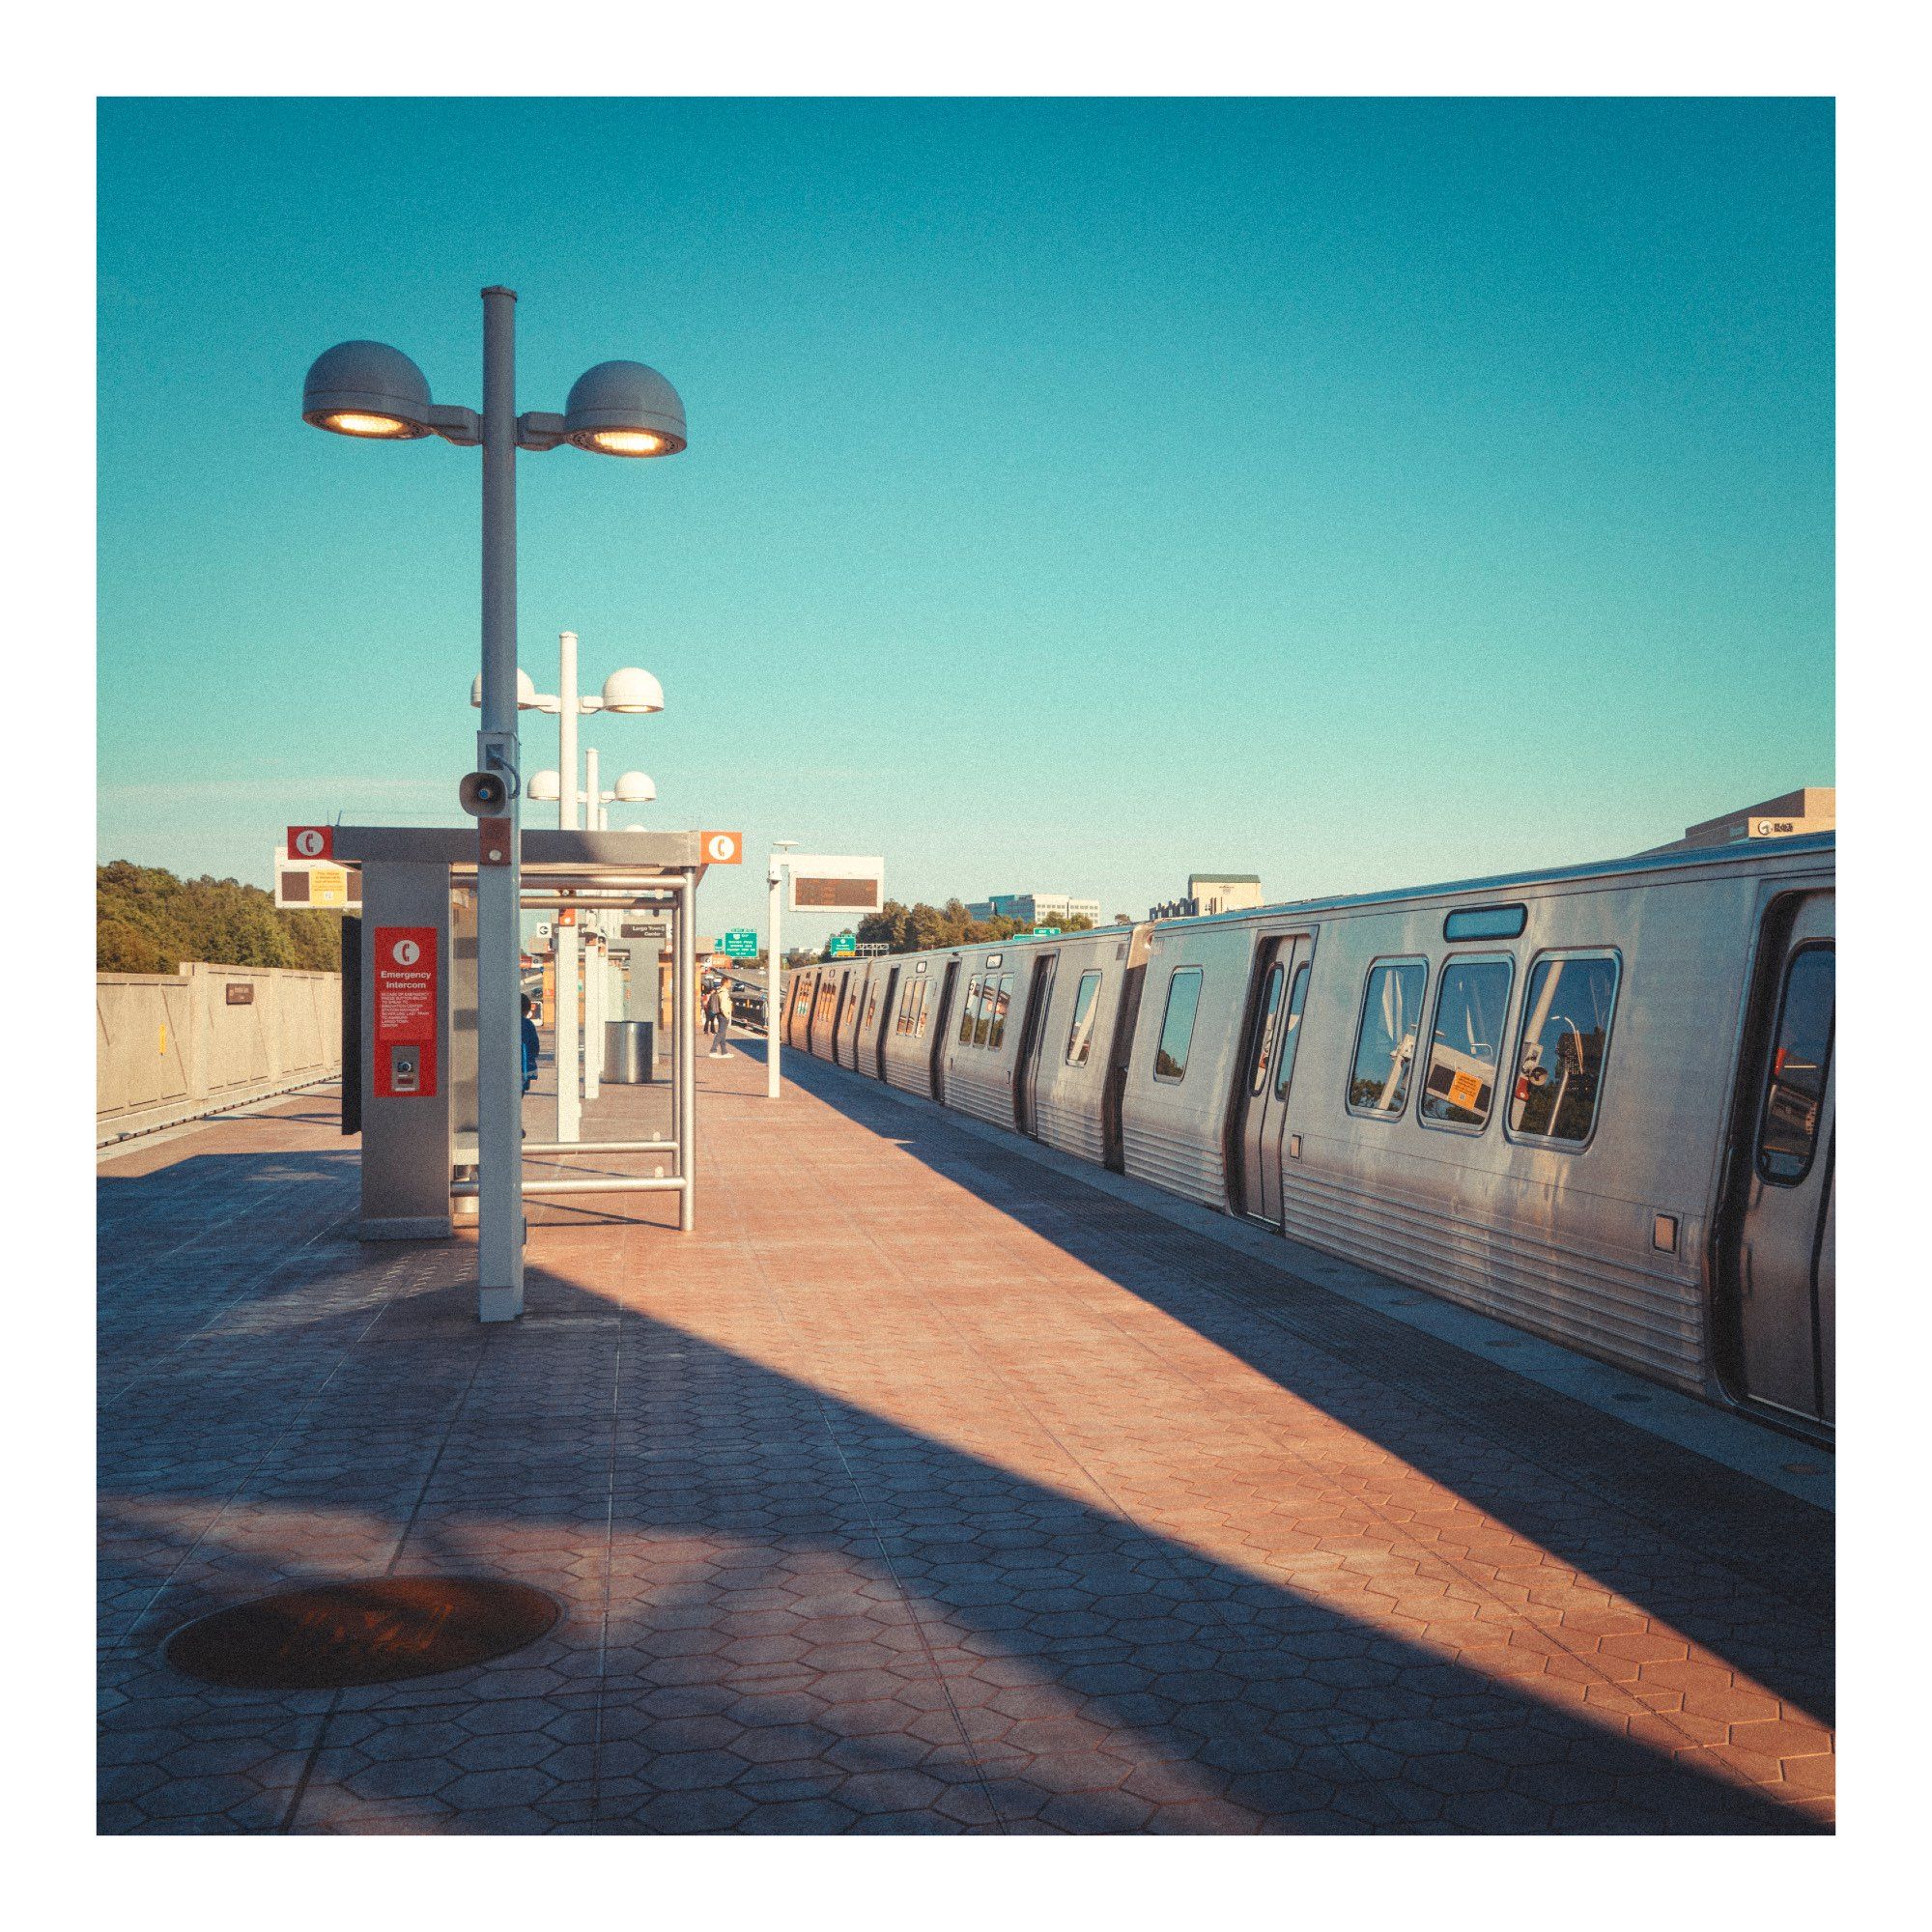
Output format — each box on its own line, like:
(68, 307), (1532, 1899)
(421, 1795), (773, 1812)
(355, 864), (455, 1239)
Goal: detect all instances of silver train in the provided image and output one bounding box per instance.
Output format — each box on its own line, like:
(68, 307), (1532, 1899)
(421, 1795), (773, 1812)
(782, 833), (1835, 1441)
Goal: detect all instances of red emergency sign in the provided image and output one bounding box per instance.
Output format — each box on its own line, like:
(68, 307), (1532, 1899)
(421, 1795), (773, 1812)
(288, 825), (333, 861)
(373, 925), (439, 1098)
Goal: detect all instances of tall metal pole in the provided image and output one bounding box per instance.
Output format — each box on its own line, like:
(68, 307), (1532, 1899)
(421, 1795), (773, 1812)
(677, 872), (696, 1230)
(555, 630), (582, 1145)
(582, 744), (603, 1105)
(767, 855), (782, 1099)
(476, 284), (524, 1322)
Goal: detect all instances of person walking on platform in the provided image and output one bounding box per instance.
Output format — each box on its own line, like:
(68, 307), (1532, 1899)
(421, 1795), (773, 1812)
(521, 993), (541, 1096)
(705, 979), (733, 1057)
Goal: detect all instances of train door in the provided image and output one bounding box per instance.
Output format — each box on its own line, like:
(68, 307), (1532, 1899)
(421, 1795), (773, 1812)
(1013, 953), (1059, 1136)
(835, 968), (856, 1066)
(928, 961), (959, 1102)
(1724, 893), (1834, 1425)
(1101, 957), (1148, 1173)
(1229, 935), (1313, 1227)
(873, 967), (899, 1079)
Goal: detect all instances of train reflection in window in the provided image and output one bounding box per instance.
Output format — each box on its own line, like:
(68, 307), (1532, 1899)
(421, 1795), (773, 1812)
(1757, 945), (1833, 1183)
(1247, 965), (1286, 1095)
(1421, 957), (1514, 1129)
(1065, 971), (1102, 1066)
(1153, 968), (1204, 1082)
(1508, 952), (1620, 1145)
(1349, 960), (1427, 1116)
(1275, 963), (1311, 1101)
(986, 975), (1014, 1050)
(959, 976), (982, 1046)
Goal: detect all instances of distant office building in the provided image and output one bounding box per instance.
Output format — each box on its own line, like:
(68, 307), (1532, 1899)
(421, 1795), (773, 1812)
(1189, 873), (1263, 915)
(1641, 788), (1835, 855)
(1149, 872), (1264, 922)
(964, 892), (1103, 926)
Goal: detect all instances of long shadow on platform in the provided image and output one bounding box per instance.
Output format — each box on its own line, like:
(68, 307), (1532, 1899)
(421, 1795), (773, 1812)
(99, 1163), (1824, 1833)
(758, 1046), (1833, 1728)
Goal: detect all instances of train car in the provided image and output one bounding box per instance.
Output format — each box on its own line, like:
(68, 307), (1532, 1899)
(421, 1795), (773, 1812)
(776, 830), (1833, 1439)
(1114, 834), (1833, 1434)
(878, 951), (965, 1099)
(924, 926), (1154, 1165)
(834, 958), (883, 1070)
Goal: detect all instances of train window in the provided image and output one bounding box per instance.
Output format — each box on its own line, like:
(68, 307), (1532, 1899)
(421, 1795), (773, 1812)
(1348, 960), (1427, 1117)
(1065, 971), (1103, 1066)
(987, 974), (1015, 1051)
(1507, 952), (1620, 1146)
(1756, 946), (1833, 1184)
(914, 982), (931, 1037)
(1247, 965), (1287, 1096)
(959, 976), (982, 1046)
(1420, 956), (1514, 1131)
(1444, 904), (1527, 942)
(1275, 962), (1312, 1100)
(1153, 968), (1204, 1083)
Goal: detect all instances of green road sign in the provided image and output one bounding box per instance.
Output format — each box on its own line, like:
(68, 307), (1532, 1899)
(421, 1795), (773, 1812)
(828, 932), (857, 957)
(1029, 927), (1062, 937)
(722, 928), (759, 958)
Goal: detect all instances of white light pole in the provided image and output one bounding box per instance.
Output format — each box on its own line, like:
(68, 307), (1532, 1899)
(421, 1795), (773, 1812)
(480, 639), (662, 1145)
(767, 840), (798, 1099)
(302, 304), (686, 1323)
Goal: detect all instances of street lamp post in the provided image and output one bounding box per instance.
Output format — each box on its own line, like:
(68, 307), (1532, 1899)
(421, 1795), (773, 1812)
(302, 292), (686, 1323)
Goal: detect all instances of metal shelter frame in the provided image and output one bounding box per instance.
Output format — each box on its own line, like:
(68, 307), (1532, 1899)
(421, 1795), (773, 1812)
(336, 826), (707, 1315)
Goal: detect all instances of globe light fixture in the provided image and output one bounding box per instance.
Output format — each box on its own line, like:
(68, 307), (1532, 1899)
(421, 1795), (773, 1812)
(301, 341), (434, 440)
(562, 360), (688, 458)
(612, 770), (656, 804)
(600, 667), (665, 715)
(470, 668), (544, 711)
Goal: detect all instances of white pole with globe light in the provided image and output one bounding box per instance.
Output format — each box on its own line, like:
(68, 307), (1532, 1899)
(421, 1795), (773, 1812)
(767, 840), (799, 1099)
(479, 637), (663, 1144)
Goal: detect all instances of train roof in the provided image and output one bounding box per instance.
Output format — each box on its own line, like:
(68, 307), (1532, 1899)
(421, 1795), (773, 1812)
(1146, 829), (1836, 936)
(781, 831), (1835, 968)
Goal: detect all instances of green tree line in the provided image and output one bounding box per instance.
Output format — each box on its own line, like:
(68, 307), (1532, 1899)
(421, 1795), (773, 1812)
(825, 898), (1098, 961)
(98, 861), (342, 975)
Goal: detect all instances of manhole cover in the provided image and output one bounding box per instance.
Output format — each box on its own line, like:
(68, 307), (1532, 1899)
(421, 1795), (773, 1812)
(162, 1577), (559, 1690)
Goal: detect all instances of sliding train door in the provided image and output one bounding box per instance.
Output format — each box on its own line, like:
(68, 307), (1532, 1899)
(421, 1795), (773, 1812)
(1013, 952), (1059, 1137)
(928, 961), (959, 1102)
(1723, 892), (1834, 1426)
(873, 967), (900, 1079)
(1229, 933), (1314, 1229)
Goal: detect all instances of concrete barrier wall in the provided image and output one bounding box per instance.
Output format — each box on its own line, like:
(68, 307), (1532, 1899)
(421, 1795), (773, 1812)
(98, 963), (342, 1143)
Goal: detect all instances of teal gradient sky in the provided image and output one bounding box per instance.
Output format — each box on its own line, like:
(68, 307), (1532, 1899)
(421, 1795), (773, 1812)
(98, 98), (1833, 940)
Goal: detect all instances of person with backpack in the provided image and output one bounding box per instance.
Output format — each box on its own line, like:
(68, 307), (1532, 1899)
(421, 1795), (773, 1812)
(705, 978), (734, 1058)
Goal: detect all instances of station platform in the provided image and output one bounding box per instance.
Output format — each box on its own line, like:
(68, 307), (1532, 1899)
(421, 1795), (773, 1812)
(98, 1038), (1833, 1833)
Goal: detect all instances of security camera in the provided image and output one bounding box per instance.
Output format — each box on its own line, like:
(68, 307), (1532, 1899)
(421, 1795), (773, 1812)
(459, 770), (510, 817)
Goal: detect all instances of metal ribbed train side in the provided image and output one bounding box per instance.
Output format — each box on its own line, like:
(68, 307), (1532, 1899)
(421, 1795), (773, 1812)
(1276, 1152), (1708, 1389)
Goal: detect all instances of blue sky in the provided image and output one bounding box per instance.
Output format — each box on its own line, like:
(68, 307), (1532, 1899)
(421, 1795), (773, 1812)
(98, 98), (1833, 941)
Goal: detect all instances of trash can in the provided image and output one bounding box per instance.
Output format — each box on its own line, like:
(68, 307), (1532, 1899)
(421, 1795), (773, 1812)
(603, 1020), (654, 1084)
